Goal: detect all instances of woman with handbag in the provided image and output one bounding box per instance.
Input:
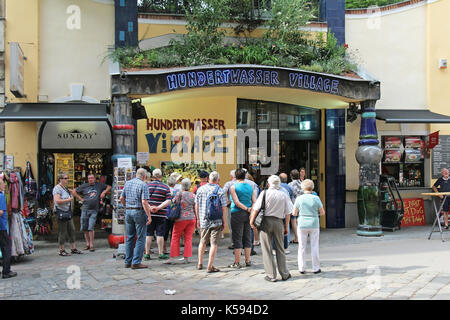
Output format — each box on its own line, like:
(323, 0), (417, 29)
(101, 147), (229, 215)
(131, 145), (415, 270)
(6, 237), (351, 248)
(52, 173), (82, 256)
(164, 178), (196, 265)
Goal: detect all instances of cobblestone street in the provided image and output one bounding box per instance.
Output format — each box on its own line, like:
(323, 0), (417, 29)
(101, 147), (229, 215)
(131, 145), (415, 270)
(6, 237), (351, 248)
(2, 226), (450, 300)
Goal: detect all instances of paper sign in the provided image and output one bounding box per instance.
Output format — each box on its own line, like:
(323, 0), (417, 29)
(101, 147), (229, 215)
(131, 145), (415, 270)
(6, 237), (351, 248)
(400, 198), (426, 227)
(117, 158), (132, 168)
(136, 152), (149, 164)
(4, 155), (13, 170)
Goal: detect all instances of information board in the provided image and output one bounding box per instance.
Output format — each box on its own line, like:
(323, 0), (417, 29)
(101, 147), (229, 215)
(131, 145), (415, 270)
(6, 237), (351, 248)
(432, 135), (450, 178)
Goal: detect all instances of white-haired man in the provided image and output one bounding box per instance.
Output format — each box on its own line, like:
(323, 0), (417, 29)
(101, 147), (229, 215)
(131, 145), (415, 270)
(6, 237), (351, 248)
(195, 171), (228, 273)
(433, 167), (450, 229)
(250, 175), (292, 282)
(120, 168), (152, 269)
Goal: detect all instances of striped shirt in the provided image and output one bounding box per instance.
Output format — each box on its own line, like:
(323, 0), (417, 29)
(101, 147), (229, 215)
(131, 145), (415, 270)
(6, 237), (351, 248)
(195, 183), (227, 229)
(148, 180), (172, 218)
(253, 187), (293, 220)
(121, 178), (149, 209)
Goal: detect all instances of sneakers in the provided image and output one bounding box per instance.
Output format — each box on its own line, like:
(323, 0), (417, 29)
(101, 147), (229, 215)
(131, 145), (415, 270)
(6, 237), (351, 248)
(314, 269), (322, 274)
(228, 262), (241, 269)
(158, 254), (169, 260)
(264, 276), (277, 282)
(285, 250), (290, 255)
(143, 254), (151, 261)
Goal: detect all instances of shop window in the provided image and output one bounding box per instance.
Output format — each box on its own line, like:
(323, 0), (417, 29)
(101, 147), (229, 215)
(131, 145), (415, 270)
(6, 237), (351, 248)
(238, 109), (250, 126)
(381, 136), (426, 188)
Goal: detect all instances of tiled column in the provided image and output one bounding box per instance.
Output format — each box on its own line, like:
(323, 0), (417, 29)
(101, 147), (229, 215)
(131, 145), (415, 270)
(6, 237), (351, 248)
(355, 100), (383, 236)
(109, 94), (136, 248)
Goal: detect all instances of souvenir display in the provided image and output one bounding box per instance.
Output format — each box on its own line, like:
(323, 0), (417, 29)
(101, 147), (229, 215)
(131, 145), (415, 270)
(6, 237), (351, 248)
(112, 165), (136, 224)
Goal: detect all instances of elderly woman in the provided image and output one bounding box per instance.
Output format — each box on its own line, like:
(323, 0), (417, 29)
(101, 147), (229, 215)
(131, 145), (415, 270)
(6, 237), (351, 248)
(293, 179), (325, 274)
(165, 178), (196, 264)
(250, 175), (292, 282)
(52, 172), (82, 256)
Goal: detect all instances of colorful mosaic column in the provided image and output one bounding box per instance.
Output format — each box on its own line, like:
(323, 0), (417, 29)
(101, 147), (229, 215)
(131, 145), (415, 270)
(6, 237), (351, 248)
(355, 100), (383, 236)
(108, 94), (136, 248)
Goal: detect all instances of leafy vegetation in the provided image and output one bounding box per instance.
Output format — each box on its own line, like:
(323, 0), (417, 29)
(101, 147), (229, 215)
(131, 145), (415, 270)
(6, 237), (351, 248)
(114, 0), (356, 75)
(346, 0), (405, 9)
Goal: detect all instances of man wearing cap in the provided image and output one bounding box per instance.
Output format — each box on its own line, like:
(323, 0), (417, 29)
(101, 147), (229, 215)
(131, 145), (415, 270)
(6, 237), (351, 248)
(193, 170), (209, 194)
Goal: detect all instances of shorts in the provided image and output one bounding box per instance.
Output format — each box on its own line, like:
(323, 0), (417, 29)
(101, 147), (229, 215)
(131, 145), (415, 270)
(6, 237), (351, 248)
(80, 209), (98, 231)
(200, 226), (222, 246)
(441, 198), (450, 212)
(147, 216), (167, 237)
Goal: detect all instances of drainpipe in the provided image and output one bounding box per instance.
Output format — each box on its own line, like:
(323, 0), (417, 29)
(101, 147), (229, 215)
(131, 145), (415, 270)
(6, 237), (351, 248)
(355, 100), (383, 236)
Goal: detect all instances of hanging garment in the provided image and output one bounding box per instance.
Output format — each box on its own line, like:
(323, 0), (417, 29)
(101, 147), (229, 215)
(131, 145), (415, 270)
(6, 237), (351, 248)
(9, 172), (20, 210)
(9, 211), (25, 256)
(20, 213), (34, 255)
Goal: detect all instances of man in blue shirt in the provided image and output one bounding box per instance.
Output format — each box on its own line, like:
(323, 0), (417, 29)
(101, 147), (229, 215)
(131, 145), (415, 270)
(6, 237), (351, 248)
(279, 173), (294, 253)
(0, 179), (17, 279)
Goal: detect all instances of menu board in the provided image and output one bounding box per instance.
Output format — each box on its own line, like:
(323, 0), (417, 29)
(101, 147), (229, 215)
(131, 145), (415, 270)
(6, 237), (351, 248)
(54, 153), (74, 190)
(432, 135), (450, 179)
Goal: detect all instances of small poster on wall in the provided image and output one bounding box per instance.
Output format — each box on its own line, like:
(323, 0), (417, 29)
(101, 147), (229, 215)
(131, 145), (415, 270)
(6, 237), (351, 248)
(4, 155), (13, 170)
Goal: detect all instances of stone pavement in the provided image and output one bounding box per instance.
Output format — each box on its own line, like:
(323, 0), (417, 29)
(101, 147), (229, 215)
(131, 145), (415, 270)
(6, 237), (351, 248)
(2, 226), (450, 300)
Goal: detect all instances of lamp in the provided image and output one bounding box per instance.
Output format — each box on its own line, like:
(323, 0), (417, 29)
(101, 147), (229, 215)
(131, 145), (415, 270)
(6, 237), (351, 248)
(346, 102), (360, 123)
(131, 99), (147, 120)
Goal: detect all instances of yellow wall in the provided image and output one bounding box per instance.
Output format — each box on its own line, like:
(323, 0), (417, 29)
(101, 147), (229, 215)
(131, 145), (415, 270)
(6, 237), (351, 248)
(39, 0), (114, 102)
(4, 0), (39, 171)
(137, 96), (237, 187)
(428, 0), (450, 135)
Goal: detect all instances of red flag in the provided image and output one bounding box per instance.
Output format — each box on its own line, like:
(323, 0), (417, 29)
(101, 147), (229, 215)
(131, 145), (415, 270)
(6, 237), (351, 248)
(428, 131), (439, 149)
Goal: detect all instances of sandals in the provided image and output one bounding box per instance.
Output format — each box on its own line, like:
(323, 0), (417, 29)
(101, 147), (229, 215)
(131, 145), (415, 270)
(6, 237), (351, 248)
(84, 245), (90, 250)
(245, 261), (252, 267)
(197, 264), (203, 270)
(71, 249), (83, 254)
(89, 248), (95, 252)
(59, 250), (71, 256)
(207, 266), (220, 273)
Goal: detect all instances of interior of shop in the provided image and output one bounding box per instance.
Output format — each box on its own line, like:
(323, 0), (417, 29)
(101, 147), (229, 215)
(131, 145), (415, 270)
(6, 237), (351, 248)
(39, 151), (113, 216)
(238, 98), (321, 191)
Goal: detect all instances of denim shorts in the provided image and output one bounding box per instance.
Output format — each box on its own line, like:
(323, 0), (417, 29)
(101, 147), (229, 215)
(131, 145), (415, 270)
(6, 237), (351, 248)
(80, 209), (98, 231)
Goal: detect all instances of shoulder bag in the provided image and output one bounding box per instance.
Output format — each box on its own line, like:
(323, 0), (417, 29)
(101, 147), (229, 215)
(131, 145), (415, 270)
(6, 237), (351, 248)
(167, 191), (182, 221)
(56, 185), (73, 222)
(254, 189), (266, 230)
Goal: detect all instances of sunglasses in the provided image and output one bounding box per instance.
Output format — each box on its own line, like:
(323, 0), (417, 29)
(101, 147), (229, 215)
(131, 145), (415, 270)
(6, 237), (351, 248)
(62, 177), (69, 180)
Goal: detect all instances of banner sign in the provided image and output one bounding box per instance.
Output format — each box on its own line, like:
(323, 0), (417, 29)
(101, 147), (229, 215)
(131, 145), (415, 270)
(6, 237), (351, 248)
(400, 198), (426, 227)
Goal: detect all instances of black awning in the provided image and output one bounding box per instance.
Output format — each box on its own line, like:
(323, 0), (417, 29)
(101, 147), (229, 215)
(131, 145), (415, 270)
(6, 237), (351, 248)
(376, 109), (450, 123)
(0, 103), (109, 121)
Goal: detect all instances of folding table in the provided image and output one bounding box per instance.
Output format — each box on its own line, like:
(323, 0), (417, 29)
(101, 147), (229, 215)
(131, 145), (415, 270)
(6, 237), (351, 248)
(421, 192), (450, 242)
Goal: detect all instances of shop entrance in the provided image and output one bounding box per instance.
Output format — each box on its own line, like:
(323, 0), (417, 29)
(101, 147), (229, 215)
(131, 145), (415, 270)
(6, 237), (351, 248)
(39, 151), (113, 216)
(279, 140), (320, 193)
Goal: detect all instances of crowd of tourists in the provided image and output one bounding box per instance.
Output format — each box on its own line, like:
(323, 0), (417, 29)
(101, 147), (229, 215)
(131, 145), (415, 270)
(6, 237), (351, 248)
(117, 166), (324, 281)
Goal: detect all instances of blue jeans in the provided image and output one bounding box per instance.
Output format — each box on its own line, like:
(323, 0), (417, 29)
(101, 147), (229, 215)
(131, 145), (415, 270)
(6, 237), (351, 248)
(125, 210), (148, 265)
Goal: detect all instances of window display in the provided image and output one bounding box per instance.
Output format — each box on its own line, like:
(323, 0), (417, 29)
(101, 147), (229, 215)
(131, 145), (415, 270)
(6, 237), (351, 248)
(381, 136), (425, 188)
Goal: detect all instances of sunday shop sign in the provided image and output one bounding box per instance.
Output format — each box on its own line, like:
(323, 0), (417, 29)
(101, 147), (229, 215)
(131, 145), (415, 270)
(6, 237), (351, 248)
(400, 198), (426, 227)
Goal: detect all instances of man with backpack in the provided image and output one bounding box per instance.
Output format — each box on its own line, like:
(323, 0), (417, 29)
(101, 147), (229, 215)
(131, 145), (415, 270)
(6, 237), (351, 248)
(195, 171), (227, 273)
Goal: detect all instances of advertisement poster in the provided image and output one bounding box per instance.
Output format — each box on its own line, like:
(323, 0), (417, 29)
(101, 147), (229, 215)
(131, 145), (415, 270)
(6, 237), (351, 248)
(161, 161), (216, 188)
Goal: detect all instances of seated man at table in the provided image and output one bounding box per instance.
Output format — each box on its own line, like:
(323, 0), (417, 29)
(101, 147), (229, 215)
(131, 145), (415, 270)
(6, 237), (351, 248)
(432, 167), (450, 230)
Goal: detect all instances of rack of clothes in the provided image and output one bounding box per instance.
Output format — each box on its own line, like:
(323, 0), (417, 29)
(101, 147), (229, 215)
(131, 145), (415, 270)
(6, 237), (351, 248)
(0, 164), (35, 261)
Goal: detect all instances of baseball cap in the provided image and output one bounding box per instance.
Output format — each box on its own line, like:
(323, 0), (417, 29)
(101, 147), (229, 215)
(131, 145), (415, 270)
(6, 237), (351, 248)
(199, 170), (209, 178)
